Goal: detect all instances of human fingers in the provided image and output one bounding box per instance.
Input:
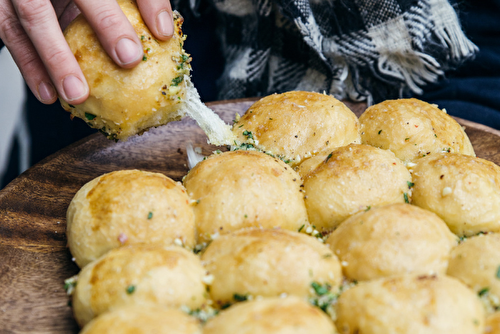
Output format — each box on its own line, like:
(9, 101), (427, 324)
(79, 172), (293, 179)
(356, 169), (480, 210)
(1, 0), (58, 104)
(74, 0), (144, 69)
(12, 0), (89, 104)
(136, 0), (173, 40)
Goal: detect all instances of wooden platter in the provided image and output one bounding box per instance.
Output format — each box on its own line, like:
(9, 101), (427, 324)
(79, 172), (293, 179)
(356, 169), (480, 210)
(0, 98), (499, 333)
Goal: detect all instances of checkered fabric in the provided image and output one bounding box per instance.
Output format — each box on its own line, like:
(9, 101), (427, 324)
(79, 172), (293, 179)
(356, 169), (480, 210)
(176, 0), (477, 103)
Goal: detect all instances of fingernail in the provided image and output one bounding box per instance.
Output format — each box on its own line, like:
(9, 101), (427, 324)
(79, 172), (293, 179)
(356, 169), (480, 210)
(62, 75), (87, 102)
(38, 81), (56, 102)
(157, 11), (173, 37)
(115, 38), (143, 65)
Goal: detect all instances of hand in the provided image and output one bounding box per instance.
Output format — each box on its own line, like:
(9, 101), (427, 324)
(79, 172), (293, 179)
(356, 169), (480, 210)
(0, 0), (174, 104)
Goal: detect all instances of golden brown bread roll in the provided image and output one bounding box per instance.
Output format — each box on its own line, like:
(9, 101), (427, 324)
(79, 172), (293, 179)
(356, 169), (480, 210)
(80, 305), (202, 334)
(203, 296), (338, 334)
(304, 144), (412, 231)
(201, 228), (341, 307)
(60, 1), (191, 140)
(447, 233), (500, 312)
(411, 153), (500, 236)
(72, 244), (208, 327)
(326, 203), (457, 281)
(335, 274), (484, 334)
(232, 91), (360, 166)
(66, 170), (195, 268)
(486, 312), (500, 334)
(359, 98), (475, 163)
(183, 150), (309, 243)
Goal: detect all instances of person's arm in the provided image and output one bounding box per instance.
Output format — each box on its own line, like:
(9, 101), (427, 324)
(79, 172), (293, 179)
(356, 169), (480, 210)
(0, 0), (173, 105)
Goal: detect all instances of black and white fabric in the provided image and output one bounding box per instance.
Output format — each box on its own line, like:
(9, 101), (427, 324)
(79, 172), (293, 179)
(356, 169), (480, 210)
(176, 0), (477, 104)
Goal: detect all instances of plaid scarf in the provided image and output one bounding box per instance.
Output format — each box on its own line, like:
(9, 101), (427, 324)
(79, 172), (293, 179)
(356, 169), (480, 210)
(177, 0), (477, 104)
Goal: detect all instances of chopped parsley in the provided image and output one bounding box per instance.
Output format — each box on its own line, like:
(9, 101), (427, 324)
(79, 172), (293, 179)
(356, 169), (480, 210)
(84, 113), (96, 121)
(365, 206), (371, 211)
(242, 130), (253, 139)
(478, 287), (489, 296)
(147, 212), (153, 219)
(298, 224), (305, 232)
(407, 181), (415, 189)
(244, 214), (248, 218)
(141, 35), (145, 41)
(325, 153), (333, 162)
(171, 76), (184, 86)
(233, 293), (248, 302)
(311, 282), (330, 296)
(405, 137), (409, 141)
(404, 193), (409, 203)
(126, 285), (135, 294)
(378, 130), (382, 135)
(181, 54), (189, 62)
(142, 55), (147, 61)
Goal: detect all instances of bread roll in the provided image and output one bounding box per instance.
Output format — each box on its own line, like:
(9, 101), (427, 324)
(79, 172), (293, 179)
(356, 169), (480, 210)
(72, 244), (208, 327)
(359, 98), (474, 163)
(203, 296), (338, 334)
(201, 228), (341, 306)
(304, 144), (412, 231)
(326, 203), (457, 281)
(486, 312), (500, 334)
(336, 275), (484, 334)
(233, 91), (360, 166)
(80, 305), (202, 334)
(67, 170), (195, 268)
(447, 233), (500, 312)
(412, 153), (500, 236)
(60, 1), (191, 140)
(183, 150), (309, 243)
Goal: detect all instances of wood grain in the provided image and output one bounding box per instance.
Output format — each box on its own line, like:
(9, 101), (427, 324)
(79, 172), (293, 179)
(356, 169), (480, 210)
(0, 99), (499, 333)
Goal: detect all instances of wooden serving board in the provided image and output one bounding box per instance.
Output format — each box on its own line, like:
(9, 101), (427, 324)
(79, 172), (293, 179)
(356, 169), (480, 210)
(0, 98), (499, 333)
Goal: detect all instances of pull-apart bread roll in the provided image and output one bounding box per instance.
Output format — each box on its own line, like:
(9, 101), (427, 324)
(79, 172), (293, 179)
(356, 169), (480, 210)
(412, 153), (500, 236)
(486, 312), (500, 334)
(447, 233), (500, 312)
(80, 305), (202, 334)
(336, 274), (484, 334)
(183, 150), (308, 243)
(203, 296), (338, 334)
(61, 1), (190, 141)
(359, 98), (474, 164)
(201, 228), (342, 306)
(67, 170), (195, 268)
(304, 144), (412, 231)
(232, 91), (360, 168)
(72, 244), (208, 327)
(326, 203), (457, 281)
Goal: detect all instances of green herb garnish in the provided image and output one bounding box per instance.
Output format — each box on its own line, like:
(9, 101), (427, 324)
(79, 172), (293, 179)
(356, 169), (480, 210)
(378, 130), (382, 135)
(325, 153), (333, 162)
(242, 130), (253, 139)
(298, 224), (305, 232)
(407, 181), (414, 189)
(311, 282), (330, 296)
(404, 193), (409, 203)
(142, 55), (147, 61)
(126, 285), (135, 294)
(233, 294), (248, 302)
(479, 287), (489, 296)
(171, 76), (184, 86)
(147, 212), (153, 219)
(181, 54), (189, 62)
(141, 35), (145, 41)
(365, 206), (371, 211)
(85, 113), (96, 120)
